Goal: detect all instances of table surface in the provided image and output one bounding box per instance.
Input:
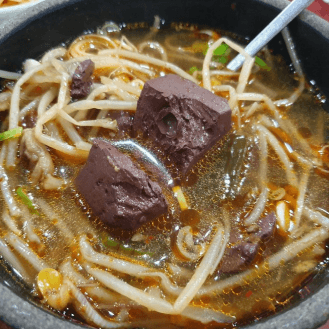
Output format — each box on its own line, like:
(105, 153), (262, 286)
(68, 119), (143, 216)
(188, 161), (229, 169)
(0, 0), (329, 329)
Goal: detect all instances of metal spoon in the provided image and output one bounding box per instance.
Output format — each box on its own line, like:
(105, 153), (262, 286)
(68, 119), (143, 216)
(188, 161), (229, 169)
(227, 0), (314, 71)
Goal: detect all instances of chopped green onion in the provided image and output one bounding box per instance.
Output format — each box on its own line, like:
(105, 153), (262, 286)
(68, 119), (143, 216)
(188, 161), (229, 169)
(255, 56), (271, 71)
(99, 234), (154, 257)
(204, 43), (231, 65)
(104, 238), (119, 247)
(189, 66), (199, 74)
(217, 56), (228, 64)
(0, 127), (23, 142)
(16, 187), (40, 215)
(213, 43), (230, 56)
(204, 43), (231, 57)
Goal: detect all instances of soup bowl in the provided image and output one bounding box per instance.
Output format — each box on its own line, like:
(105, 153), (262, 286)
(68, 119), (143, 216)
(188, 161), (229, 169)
(0, 0), (48, 22)
(0, 0), (328, 328)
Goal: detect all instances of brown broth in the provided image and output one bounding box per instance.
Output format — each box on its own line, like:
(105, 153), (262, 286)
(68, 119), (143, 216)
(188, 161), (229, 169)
(0, 24), (329, 328)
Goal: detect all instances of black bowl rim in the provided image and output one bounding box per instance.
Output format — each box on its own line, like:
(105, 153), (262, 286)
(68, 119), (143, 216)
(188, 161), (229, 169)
(0, 0), (329, 328)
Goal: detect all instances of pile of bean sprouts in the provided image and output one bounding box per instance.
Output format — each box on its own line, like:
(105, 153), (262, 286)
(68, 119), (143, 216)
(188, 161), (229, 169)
(0, 22), (328, 328)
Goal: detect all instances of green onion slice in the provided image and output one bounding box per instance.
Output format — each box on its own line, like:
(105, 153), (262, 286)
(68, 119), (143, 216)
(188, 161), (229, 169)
(0, 127), (23, 142)
(16, 187), (40, 215)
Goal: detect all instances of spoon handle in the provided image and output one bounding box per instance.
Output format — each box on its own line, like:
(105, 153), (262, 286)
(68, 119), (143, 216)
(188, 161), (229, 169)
(227, 0), (314, 71)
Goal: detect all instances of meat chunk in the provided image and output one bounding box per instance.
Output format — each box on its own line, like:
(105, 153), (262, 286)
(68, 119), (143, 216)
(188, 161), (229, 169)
(109, 111), (134, 138)
(219, 241), (260, 274)
(75, 139), (168, 230)
(70, 59), (95, 99)
(218, 213), (277, 274)
(133, 74), (232, 175)
(218, 226), (260, 274)
(255, 212), (276, 240)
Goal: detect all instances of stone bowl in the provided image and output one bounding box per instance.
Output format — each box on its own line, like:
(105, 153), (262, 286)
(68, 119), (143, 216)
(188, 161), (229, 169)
(0, 0), (48, 22)
(0, 0), (328, 328)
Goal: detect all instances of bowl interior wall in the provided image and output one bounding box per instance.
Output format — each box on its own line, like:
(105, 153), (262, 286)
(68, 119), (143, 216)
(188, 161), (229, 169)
(0, 0), (328, 102)
(0, 0), (328, 328)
